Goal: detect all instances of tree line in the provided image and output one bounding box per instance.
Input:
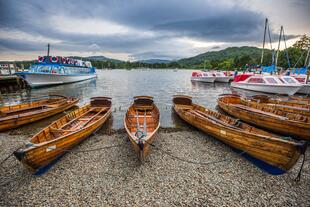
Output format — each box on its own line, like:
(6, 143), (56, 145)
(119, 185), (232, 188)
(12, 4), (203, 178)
(7, 35), (310, 70)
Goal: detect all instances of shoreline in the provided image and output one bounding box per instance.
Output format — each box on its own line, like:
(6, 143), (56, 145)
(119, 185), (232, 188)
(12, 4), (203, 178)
(0, 127), (309, 206)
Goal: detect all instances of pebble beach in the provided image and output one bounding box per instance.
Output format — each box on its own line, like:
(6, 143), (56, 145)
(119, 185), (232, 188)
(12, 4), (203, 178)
(0, 125), (309, 206)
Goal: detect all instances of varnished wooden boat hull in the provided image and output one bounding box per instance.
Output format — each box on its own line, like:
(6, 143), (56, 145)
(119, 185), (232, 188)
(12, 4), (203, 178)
(14, 98), (112, 173)
(173, 95), (306, 172)
(126, 127), (159, 161)
(248, 95), (310, 117)
(0, 96), (79, 131)
(218, 95), (310, 140)
(124, 96), (160, 161)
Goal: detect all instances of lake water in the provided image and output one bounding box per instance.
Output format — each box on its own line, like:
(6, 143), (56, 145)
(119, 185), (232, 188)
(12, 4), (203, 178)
(0, 69), (252, 129)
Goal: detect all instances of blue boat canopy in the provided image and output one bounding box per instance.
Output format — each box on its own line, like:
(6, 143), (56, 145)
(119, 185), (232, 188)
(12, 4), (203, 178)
(262, 65), (276, 73)
(292, 67), (307, 75)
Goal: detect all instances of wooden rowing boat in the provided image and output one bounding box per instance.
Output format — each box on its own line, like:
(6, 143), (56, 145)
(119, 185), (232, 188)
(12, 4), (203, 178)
(173, 95), (307, 172)
(289, 96), (310, 104)
(14, 97), (112, 173)
(0, 95), (79, 131)
(244, 94), (310, 117)
(124, 96), (160, 161)
(217, 94), (310, 140)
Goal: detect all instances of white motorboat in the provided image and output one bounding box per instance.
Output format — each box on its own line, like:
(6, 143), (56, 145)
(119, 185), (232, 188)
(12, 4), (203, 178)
(213, 71), (231, 83)
(191, 71), (216, 83)
(290, 75), (310, 94)
(231, 74), (302, 95)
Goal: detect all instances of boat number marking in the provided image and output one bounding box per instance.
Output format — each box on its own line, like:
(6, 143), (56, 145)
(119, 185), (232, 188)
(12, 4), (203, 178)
(220, 130), (226, 135)
(46, 145), (56, 152)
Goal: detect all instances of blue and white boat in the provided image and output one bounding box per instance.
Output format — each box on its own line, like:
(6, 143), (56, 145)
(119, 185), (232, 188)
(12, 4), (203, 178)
(16, 54), (97, 88)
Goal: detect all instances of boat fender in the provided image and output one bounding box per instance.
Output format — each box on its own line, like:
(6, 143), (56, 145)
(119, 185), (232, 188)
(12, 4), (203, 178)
(296, 140), (308, 155)
(135, 130), (145, 150)
(50, 56), (59, 63)
(62, 57), (67, 64)
(135, 130), (145, 139)
(25, 142), (38, 148)
(25, 142), (33, 147)
(38, 56), (44, 62)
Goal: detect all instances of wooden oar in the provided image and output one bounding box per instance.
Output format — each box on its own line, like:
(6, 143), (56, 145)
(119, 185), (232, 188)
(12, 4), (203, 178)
(143, 110), (147, 136)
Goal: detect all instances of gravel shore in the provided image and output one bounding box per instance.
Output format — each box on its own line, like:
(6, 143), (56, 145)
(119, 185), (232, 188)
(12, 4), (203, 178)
(0, 126), (309, 206)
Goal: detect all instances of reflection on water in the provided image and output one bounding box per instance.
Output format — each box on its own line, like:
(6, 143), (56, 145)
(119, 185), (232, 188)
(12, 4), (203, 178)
(1, 69), (240, 129)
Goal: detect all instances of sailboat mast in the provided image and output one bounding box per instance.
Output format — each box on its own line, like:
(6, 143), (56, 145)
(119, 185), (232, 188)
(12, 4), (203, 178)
(260, 18), (268, 66)
(275, 26), (283, 71)
(304, 47), (310, 67)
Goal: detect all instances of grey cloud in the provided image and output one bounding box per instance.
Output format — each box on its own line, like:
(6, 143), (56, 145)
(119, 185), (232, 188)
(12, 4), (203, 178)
(0, 0), (305, 60)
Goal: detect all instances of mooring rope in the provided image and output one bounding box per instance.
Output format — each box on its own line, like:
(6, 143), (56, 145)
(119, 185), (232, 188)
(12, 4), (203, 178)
(294, 153), (306, 182)
(0, 153), (14, 167)
(0, 144), (123, 168)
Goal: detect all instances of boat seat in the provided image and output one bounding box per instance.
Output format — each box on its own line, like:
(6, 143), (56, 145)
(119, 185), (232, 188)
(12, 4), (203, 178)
(134, 105), (154, 111)
(49, 127), (76, 133)
(175, 104), (193, 110)
(127, 124), (157, 128)
(294, 114), (308, 122)
(128, 115), (153, 118)
(78, 118), (91, 121)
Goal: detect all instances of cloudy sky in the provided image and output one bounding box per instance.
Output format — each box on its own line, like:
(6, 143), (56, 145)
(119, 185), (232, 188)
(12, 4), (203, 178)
(0, 0), (309, 61)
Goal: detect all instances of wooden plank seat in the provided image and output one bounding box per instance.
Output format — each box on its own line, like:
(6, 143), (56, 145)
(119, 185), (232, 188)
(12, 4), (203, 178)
(134, 105), (154, 111)
(49, 127), (76, 133)
(175, 105), (193, 110)
(78, 118), (92, 121)
(128, 115), (153, 118)
(127, 123), (158, 128)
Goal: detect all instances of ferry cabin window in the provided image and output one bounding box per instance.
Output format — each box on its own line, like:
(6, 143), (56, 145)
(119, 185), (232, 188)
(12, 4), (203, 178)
(283, 77), (297, 84)
(265, 77), (277, 84)
(248, 78), (265, 83)
(29, 65), (37, 72)
(50, 66), (62, 74)
(63, 67), (90, 74)
(37, 65), (51, 73)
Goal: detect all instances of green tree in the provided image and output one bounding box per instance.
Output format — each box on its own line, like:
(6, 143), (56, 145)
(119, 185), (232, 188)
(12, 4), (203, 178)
(203, 60), (212, 69)
(293, 34), (310, 50)
(218, 59), (234, 69)
(239, 55), (253, 66)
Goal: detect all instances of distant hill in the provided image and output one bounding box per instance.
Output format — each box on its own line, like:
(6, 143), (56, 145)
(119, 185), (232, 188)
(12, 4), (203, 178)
(69, 55), (124, 63)
(178, 46), (266, 66)
(138, 59), (172, 64)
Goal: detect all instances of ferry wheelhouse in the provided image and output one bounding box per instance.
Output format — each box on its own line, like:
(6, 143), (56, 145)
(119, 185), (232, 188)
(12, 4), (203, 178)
(16, 56), (96, 88)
